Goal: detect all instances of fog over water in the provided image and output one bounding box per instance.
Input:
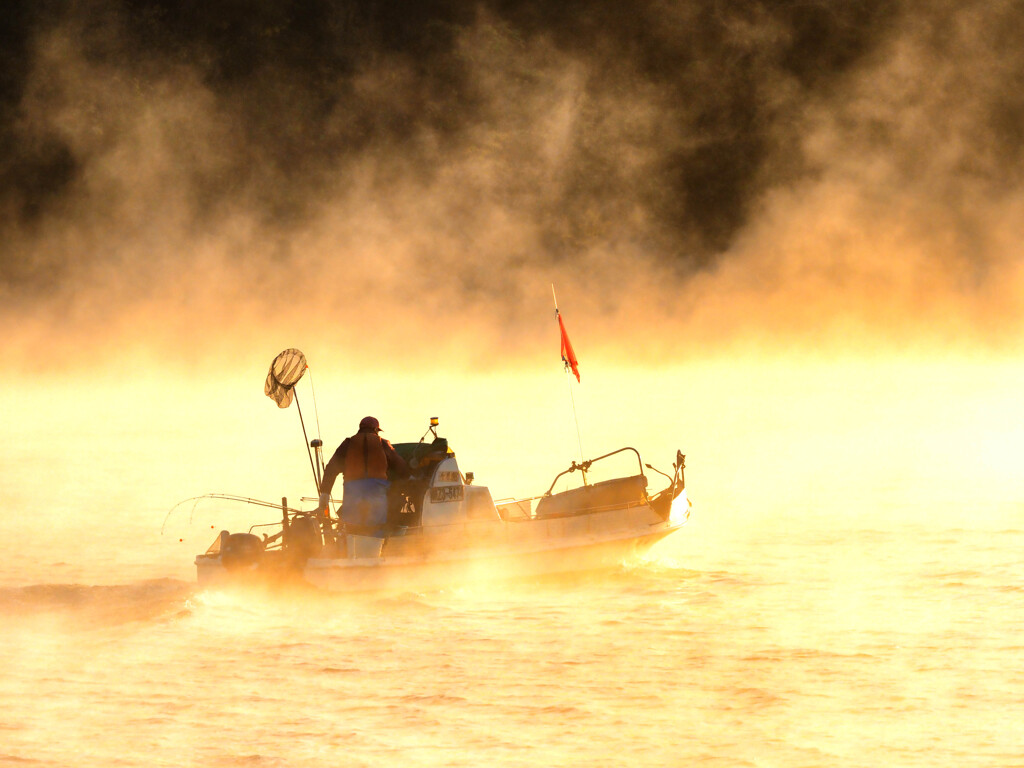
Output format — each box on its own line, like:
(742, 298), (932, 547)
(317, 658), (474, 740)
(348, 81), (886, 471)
(2, 3), (1024, 766)
(2, 0), (1023, 368)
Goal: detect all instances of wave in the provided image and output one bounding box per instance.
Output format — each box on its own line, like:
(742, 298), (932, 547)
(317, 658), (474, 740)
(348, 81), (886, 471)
(0, 578), (195, 627)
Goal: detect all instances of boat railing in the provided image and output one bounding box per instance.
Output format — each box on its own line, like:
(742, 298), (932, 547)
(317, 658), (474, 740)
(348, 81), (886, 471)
(494, 496), (543, 520)
(544, 447), (645, 496)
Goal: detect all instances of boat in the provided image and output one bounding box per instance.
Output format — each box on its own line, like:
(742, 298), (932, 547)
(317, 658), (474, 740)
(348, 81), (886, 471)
(191, 350), (692, 592)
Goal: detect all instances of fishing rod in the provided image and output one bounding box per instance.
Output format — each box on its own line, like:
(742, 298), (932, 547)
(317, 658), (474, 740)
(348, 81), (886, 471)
(161, 493), (305, 535)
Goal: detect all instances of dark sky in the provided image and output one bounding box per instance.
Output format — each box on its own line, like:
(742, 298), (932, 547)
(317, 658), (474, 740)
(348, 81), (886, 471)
(2, 0), (1022, 365)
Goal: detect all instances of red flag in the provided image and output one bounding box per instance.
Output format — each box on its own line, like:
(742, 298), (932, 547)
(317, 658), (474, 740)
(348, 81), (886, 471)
(558, 311), (580, 382)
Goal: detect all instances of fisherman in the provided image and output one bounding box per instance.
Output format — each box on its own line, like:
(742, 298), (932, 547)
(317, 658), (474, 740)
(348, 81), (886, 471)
(318, 416), (410, 536)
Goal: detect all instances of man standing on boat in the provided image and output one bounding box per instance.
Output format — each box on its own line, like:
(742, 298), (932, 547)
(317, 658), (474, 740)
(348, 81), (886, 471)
(318, 416), (410, 536)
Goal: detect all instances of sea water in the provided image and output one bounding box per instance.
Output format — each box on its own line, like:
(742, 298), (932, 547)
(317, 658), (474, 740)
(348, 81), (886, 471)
(1, 358), (1022, 767)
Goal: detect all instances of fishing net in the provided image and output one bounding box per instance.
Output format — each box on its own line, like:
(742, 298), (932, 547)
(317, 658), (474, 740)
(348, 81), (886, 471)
(264, 348), (308, 408)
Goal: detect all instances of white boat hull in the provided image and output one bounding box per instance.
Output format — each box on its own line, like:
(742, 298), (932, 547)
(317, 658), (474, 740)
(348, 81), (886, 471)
(304, 524), (682, 593)
(196, 498), (688, 593)
(194, 445), (691, 593)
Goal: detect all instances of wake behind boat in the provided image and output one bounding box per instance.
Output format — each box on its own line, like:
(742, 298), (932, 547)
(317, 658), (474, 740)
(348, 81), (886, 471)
(191, 349), (692, 592)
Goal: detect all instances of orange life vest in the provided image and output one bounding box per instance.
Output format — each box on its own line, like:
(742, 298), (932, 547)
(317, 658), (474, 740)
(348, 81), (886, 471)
(344, 432), (389, 481)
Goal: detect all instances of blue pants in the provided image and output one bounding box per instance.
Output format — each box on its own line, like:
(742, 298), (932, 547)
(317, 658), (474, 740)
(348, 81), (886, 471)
(341, 478), (389, 535)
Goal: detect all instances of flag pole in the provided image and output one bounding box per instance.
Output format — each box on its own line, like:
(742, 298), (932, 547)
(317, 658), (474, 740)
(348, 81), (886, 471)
(552, 284), (584, 465)
(565, 367), (584, 467)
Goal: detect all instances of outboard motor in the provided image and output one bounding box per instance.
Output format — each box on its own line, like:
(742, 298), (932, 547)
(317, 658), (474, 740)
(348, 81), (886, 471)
(220, 532), (265, 570)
